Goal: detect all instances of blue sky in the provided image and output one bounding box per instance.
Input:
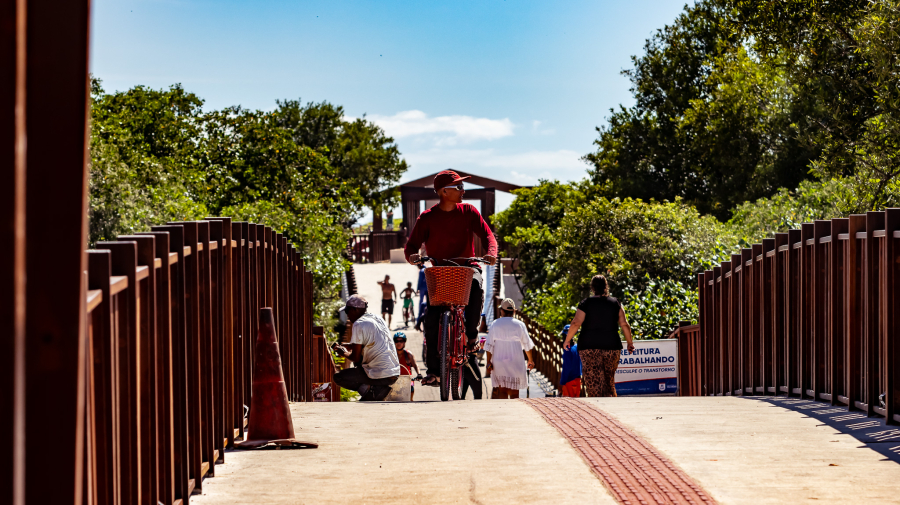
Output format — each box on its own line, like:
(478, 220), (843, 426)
(90, 0), (690, 218)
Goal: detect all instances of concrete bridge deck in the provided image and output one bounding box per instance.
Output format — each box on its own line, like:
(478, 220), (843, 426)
(190, 263), (900, 504)
(193, 396), (900, 504)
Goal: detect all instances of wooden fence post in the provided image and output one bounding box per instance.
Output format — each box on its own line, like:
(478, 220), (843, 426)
(136, 230), (178, 504)
(230, 222), (245, 441)
(95, 241), (141, 504)
(151, 225), (190, 502)
(718, 262), (731, 396)
(827, 219), (848, 405)
(86, 251), (120, 505)
(773, 233), (788, 395)
(882, 209), (900, 425)
(750, 243), (762, 394)
(864, 212), (884, 416)
(786, 230), (801, 396)
(20, 1), (93, 503)
(762, 238), (775, 395)
(117, 235), (160, 505)
(811, 221), (830, 400)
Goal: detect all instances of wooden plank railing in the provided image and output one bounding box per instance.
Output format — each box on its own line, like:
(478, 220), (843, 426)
(347, 231), (406, 263)
(669, 324), (701, 396)
(694, 210), (900, 426)
(81, 219), (332, 505)
(346, 264), (359, 295)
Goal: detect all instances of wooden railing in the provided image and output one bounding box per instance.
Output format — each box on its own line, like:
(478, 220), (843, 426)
(669, 323), (701, 396)
(346, 264), (359, 296)
(347, 230), (406, 263)
(82, 219), (332, 505)
(696, 210), (900, 426)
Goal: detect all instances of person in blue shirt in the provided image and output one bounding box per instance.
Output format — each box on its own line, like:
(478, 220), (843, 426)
(416, 264), (428, 306)
(559, 324), (583, 397)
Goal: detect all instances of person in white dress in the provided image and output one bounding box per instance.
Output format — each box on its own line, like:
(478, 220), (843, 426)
(485, 298), (535, 399)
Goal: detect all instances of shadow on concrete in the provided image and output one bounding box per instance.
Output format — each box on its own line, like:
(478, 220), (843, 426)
(738, 395), (900, 464)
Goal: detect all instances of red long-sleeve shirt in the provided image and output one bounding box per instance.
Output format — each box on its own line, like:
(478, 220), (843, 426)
(404, 203), (498, 266)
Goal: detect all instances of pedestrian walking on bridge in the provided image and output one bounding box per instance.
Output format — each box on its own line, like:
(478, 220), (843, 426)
(377, 275), (398, 329)
(563, 275), (635, 397)
(485, 298), (535, 399)
(559, 324), (582, 397)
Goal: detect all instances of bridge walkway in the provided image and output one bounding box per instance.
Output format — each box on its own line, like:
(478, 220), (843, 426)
(191, 397), (900, 504)
(190, 263), (900, 504)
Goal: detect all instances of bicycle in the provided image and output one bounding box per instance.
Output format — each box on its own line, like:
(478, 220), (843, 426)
(402, 297), (415, 327)
(414, 255), (490, 401)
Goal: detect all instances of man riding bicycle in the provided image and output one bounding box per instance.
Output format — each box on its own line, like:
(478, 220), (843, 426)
(404, 170), (497, 387)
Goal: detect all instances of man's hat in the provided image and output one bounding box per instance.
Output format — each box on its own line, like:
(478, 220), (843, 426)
(433, 170), (471, 191)
(338, 294), (367, 313)
(499, 298), (516, 311)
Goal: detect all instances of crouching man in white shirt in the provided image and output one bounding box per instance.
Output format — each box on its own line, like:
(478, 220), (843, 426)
(333, 295), (401, 401)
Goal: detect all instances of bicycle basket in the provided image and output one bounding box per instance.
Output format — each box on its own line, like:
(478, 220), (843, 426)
(425, 266), (474, 306)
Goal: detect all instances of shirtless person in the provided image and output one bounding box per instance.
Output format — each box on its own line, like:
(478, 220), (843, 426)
(376, 275), (398, 328)
(400, 282), (417, 326)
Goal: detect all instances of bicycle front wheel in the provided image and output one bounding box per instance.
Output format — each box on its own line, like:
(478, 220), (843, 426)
(450, 368), (461, 400)
(439, 310), (451, 401)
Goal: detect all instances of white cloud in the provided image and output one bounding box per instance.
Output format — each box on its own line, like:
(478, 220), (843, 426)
(368, 110), (514, 146)
(530, 119), (555, 136)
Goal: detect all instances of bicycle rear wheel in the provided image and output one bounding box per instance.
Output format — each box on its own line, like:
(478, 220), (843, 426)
(439, 311), (451, 401)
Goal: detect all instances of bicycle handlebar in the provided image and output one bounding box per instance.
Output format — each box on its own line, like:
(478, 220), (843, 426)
(413, 256), (491, 267)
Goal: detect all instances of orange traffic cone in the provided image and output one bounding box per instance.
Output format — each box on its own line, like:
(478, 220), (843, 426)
(236, 308), (317, 449)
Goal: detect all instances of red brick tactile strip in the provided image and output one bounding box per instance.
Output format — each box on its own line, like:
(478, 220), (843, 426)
(523, 398), (717, 505)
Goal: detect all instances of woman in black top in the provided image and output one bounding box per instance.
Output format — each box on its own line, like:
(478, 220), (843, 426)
(562, 275), (636, 397)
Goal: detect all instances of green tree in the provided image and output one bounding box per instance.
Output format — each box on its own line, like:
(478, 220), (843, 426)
(88, 80), (369, 306)
(726, 179), (849, 244)
(492, 180), (587, 292)
(492, 182), (735, 333)
(585, 0), (821, 219)
(584, 1), (739, 217)
(200, 106), (362, 293)
(553, 197), (732, 302)
(273, 100), (407, 221)
(727, 0), (900, 211)
(621, 277), (699, 340)
(88, 79), (209, 245)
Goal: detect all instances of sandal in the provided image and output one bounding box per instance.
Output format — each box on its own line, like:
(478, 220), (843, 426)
(421, 374), (440, 387)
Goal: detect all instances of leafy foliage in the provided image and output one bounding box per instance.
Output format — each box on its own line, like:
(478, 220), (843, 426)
(507, 0), (900, 340)
(726, 179), (852, 244)
(493, 180), (587, 292)
(273, 100), (407, 217)
(621, 277), (699, 340)
(584, 1), (819, 219)
(553, 197), (733, 301)
(89, 83), (210, 242)
(728, 0), (900, 213)
(494, 183), (734, 336)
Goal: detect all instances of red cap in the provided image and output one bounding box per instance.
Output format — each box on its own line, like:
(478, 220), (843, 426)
(433, 170), (471, 191)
